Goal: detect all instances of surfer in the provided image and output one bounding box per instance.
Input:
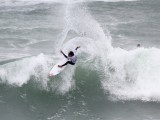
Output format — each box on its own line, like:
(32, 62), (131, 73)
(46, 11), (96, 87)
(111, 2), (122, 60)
(58, 46), (80, 68)
(137, 44), (141, 47)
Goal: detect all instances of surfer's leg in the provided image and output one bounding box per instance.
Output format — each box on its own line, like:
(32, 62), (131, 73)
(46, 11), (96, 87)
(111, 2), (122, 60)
(58, 61), (74, 68)
(68, 61), (75, 65)
(62, 61), (75, 66)
(61, 61), (70, 67)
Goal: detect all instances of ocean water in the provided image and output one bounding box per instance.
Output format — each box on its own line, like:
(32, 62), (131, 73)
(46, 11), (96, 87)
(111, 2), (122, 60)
(0, 0), (160, 120)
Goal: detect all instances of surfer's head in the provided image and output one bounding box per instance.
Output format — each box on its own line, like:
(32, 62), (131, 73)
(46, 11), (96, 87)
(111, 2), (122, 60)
(68, 51), (74, 57)
(137, 44), (141, 47)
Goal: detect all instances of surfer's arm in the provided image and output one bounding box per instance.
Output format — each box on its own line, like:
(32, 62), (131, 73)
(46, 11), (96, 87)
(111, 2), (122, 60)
(60, 50), (68, 58)
(75, 46), (80, 50)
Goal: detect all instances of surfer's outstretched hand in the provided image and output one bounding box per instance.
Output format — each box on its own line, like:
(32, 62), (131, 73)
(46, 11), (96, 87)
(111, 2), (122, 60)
(76, 46), (80, 50)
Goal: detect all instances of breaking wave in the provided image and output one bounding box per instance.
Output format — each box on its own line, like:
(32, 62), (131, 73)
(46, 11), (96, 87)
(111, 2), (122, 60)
(1, 0), (160, 102)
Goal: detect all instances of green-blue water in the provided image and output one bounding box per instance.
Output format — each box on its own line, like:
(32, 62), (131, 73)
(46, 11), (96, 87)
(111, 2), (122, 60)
(1, 0), (160, 120)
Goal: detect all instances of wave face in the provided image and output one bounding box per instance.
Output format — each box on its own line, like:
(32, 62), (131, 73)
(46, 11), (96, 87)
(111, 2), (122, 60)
(1, 0), (160, 120)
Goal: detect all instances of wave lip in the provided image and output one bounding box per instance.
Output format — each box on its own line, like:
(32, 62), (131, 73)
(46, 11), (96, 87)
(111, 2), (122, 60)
(0, 0), (138, 6)
(0, 53), (51, 87)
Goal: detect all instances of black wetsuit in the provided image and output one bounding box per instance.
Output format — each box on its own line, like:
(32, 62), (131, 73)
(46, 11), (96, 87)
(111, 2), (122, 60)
(61, 51), (77, 67)
(61, 61), (75, 67)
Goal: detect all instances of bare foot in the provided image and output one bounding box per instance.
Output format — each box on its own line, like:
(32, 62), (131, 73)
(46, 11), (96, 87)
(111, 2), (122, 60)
(58, 65), (62, 68)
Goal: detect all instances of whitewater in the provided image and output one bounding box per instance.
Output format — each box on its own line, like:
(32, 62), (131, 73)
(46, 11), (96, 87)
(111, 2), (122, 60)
(0, 0), (160, 120)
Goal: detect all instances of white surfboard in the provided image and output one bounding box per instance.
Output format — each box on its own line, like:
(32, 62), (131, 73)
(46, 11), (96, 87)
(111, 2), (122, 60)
(49, 59), (67, 77)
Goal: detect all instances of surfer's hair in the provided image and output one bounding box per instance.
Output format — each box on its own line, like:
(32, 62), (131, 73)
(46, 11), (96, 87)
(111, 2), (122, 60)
(68, 51), (74, 57)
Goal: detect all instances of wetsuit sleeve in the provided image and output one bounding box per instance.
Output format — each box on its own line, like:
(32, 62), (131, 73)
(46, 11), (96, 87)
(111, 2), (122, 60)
(74, 46), (80, 55)
(61, 51), (68, 58)
(75, 46), (80, 50)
